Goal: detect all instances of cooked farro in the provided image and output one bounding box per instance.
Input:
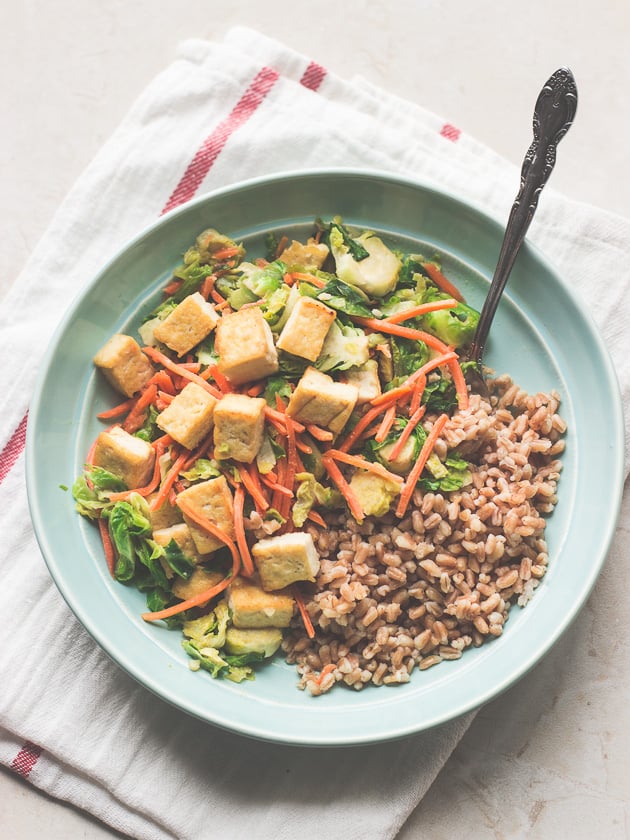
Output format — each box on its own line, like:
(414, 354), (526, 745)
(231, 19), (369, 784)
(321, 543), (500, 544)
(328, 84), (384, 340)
(282, 376), (565, 695)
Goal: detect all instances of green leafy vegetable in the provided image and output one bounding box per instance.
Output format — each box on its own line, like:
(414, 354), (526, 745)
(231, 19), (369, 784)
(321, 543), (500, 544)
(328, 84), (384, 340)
(180, 458), (221, 482)
(315, 321), (369, 372)
(316, 278), (372, 318)
(71, 467), (126, 520)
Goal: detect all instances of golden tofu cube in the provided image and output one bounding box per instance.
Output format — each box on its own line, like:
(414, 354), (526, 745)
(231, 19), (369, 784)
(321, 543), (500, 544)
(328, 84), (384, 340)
(278, 238), (329, 270)
(213, 393), (266, 464)
(342, 359), (381, 405)
(176, 476), (234, 554)
(286, 367), (358, 435)
(172, 567), (224, 602)
(252, 532), (320, 591)
(227, 576), (295, 628)
(93, 334), (154, 397)
(153, 523), (205, 564)
(156, 382), (217, 450)
(276, 297), (336, 362)
(92, 426), (155, 489)
(215, 307), (278, 385)
(152, 292), (220, 357)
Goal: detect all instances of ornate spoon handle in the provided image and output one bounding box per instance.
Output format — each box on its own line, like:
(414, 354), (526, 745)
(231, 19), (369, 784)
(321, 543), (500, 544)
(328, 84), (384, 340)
(469, 67), (578, 365)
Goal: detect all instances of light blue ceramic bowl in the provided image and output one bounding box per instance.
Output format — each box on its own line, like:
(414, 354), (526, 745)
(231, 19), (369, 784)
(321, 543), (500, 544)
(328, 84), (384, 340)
(26, 170), (625, 746)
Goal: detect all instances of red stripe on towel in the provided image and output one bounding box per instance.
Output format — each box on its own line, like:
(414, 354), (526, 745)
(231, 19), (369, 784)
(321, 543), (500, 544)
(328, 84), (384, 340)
(299, 61), (327, 92)
(161, 66), (280, 214)
(440, 123), (461, 142)
(0, 411), (28, 486)
(11, 741), (43, 779)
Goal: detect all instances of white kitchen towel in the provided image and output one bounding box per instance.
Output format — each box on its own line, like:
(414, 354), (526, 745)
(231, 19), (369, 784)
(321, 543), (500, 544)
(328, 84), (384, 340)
(1, 27), (629, 840)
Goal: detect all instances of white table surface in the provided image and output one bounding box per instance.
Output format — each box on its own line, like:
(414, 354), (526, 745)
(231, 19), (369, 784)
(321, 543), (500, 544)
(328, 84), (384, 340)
(2, 1), (629, 838)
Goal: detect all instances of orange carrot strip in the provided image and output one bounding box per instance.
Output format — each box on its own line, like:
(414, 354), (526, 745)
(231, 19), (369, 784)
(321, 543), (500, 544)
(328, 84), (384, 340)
(448, 357), (470, 411)
(233, 485), (255, 576)
(306, 510), (326, 528)
(316, 663), (337, 686)
(199, 274), (217, 300)
(260, 474), (294, 498)
(207, 363), (233, 393)
(388, 405), (427, 461)
(149, 450), (188, 511)
(291, 271), (326, 288)
(383, 298), (458, 324)
(279, 422), (298, 521)
(283, 271), (295, 287)
(292, 585), (315, 639)
(157, 390), (174, 406)
(247, 382), (265, 397)
(351, 317), (451, 354)
(374, 404), (397, 443)
(395, 413), (449, 518)
(275, 235), (289, 258)
(305, 423), (333, 442)
(336, 403), (391, 453)
(97, 398), (135, 420)
(295, 436), (312, 455)
(98, 518), (116, 577)
(143, 346), (222, 399)
(163, 279), (183, 296)
(322, 456), (364, 521)
(122, 383), (158, 433)
(326, 449), (404, 484)
(422, 262), (465, 302)
(239, 465), (270, 512)
(264, 406), (306, 434)
(410, 374), (427, 414)
(370, 384), (414, 407)
(212, 246), (241, 261)
(403, 352), (458, 389)
(141, 576), (231, 622)
(210, 287), (227, 306)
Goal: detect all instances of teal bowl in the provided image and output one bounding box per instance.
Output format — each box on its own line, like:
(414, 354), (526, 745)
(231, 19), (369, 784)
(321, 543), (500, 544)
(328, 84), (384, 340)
(26, 170), (625, 745)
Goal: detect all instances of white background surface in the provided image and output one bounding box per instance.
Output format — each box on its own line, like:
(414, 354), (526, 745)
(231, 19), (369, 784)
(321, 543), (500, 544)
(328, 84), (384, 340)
(1, 1), (629, 838)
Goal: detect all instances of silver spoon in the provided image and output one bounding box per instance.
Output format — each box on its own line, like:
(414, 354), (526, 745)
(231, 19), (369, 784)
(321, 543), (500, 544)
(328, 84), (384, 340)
(464, 67), (578, 398)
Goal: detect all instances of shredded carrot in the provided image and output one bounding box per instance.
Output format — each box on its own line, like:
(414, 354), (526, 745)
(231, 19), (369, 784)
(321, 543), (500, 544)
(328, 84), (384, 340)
(233, 485), (255, 576)
(149, 450), (188, 511)
(316, 663), (337, 685)
(410, 374), (427, 414)
(239, 464), (270, 512)
(326, 449), (404, 484)
(207, 363), (233, 393)
(292, 585), (315, 639)
(163, 279), (183, 296)
(98, 518), (116, 577)
(278, 421), (298, 521)
(260, 474), (294, 497)
(275, 235), (289, 258)
(210, 287), (227, 306)
(306, 510), (326, 528)
(157, 390), (174, 406)
(199, 274), (217, 301)
(402, 352), (458, 390)
(264, 406), (305, 434)
(212, 246), (241, 261)
(283, 271), (295, 287)
(149, 369), (176, 395)
(143, 346), (222, 399)
(305, 423), (333, 442)
(141, 576), (232, 622)
(388, 405), (427, 461)
(336, 402), (391, 453)
(214, 299), (231, 312)
(422, 262), (465, 302)
(370, 383), (414, 408)
(96, 398), (135, 420)
(122, 383), (158, 433)
(351, 316), (451, 354)
(383, 298), (458, 324)
(322, 456), (364, 521)
(395, 413), (449, 518)
(295, 436), (312, 455)
(448, 357), (470, 411)
(374, 404), (397, 443)
(291, 271), (326, 288)
(247, 382), (265, 397)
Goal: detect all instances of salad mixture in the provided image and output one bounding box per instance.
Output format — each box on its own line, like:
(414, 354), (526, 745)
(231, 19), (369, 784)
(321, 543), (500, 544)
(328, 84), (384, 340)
(73, 218), (565, 691)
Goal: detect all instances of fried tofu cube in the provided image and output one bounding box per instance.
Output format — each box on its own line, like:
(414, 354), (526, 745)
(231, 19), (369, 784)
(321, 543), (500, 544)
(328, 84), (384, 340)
(153, 523), (205, 564)
(215, 307), (278, 385)
(155, 382), (217, 450)
(176, 476), (234, 554)
(276, 297), (336, 362)
(252, 532), (320, 591)
(147, 494), (182, 530)
(92, 426), (155, 489)
(341, 359), (381, 405)
(172, 567), (224, 602)
(278, 238), (329, 271)
(152, 292), (220, 357)
(213, 393), (266, 464)
(286, 367), (358, 435)
(227, 576), (295, 628)
(93, 334), (155, 397)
